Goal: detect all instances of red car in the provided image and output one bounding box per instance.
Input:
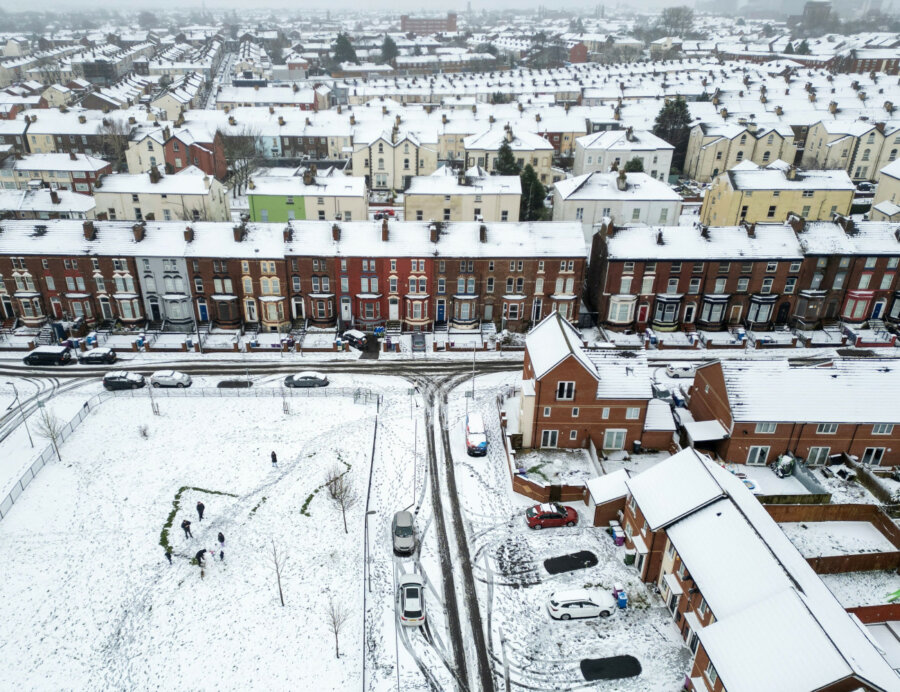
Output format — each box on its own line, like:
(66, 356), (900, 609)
(525, 502), (578, 529)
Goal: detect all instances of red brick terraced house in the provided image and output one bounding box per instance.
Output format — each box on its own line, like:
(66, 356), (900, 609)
(0, 219), (587, 334)
(619, 447), (899, 692)
(687, 359), (900, 468)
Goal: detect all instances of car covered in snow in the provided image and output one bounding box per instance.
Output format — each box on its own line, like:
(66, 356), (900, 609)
(546, 589), (616, 620)
(398, 574), (425, 626)
(411, 333), (426, 352)
(392, 510), (416, 555)
(102, 371), (146, 390)
(465, 412), (488, 456)
(77, 347), (117, 365)
(150, 370), (192, 388)
(525, 502), (578, 529)
(665, 364), (696, 379)
(342, 330), (368, 350)
(283, 371), (329, 388)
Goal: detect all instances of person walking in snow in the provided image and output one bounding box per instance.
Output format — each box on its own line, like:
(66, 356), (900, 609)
(218, 532), (225, 561)
(271, 451), (278, 467)
(196, 501), (205, 522)
(164, 548), (172, 565)
(181, 519), (193, 539)
(195, 549), (207, 567)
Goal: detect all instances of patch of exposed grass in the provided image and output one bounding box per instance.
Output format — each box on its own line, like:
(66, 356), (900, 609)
(160, 486), (238, 551)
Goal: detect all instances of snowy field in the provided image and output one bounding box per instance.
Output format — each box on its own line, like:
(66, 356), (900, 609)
(449, 373), (691, 690)
(0, 391), (379, 690)
(779, 521), (898, 558)
(514, 447), (600, 485)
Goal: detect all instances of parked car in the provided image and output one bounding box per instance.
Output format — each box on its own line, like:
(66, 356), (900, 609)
(525, 502), (578, 529)
(411, 333), (426, 352)
(374, 212), (385, 220)
(665, 364), (696, 379)
(77, 347), (117, 365)
(23, 345), (73, 366)
(856, 181), (876, 193)
(102, 372), (146, 390)
(283, 371), (329, 388)
(547, 589), (616, 620)
(150, 370), (192, 388)
(392, 510), (416, 555)
(465, 413), (488, 456)
(398, 574), (425, 626)
(342, 330), (368, 350)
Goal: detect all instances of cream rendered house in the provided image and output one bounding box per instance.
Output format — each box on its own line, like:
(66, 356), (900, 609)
(464, 124), (554, 184)
(404, 165), (521, 222)
(802, 121), (885, 181)
(684, 122), (797, 183)
(573, 127), (673, 180)
(350, 129), (438, 191)
(93, 166), (230, 222)
(871, 159), (900, 222)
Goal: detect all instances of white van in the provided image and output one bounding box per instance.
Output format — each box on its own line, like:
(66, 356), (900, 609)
(465, 412), (487, 456)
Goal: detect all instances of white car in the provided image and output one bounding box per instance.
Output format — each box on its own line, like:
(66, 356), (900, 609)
(398, 574), (425, 626)
(150, 370), (193, 388)
(665, 364), (696, 379)
(547, 589), (616, 620)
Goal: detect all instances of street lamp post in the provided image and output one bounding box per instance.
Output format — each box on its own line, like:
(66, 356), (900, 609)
(6, 381), (33, 448)
(365, 509), (376, 593)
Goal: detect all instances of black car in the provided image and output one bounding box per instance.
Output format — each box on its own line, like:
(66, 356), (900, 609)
(102, 372), (146, 390)
(23, 345), (73, 366)
(78, 348), (117, 365)
(342, 330), (368, 350)
(283, 372), (329, 388)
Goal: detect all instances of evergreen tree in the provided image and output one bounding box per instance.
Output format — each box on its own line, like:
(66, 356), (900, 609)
(495, 141), (521, 175)
(797, 39), (811, 55)
(652, 96), (692, 173)
(624, 157), (644, 173)
(380, 36), (398, 64)
(519, 165), (546, 222)
(333, 33), (358, 64)
(784, 41), (794, 54)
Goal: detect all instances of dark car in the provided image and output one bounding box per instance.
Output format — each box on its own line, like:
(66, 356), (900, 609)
(411, 333), (426, 352)
(78, 347), (117, 365)
(23, 345), (73, 366)
(102, 371), (146, 390)
(525, 502), (578, 530)
(342, 330), (368, 350)
(283, 371), (329, 388)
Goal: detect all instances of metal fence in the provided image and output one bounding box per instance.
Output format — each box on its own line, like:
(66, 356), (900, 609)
(0, 384), (377, 521)
(107, 385), (377, 403)
(0, 392), (105, 521)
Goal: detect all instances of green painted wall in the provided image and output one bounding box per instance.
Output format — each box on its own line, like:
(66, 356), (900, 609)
(247, 194), (307, 222)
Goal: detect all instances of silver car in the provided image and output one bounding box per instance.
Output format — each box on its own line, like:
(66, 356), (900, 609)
(392, 510), (415, 555)
(150, 370), (192, 388)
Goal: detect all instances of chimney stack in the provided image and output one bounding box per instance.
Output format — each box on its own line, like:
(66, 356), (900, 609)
(132, 223), (145, 242)
(184, 226), (194, 243)
(233, 223), (245, 243)
(786, 166), (797, 181)
(429, 223), (438, 243)
(742, 220), (756, 238)
(332, 224), (340, 241)
(284, 225), (293, 243)
(600, 217), (616, 238)
(441, 113), (447, 124)
(788, 214), (806, 233)
(625, 126), (634, 142)
(82, 220), (96, 240)
(303, 168), (313, 185)
(69, 151), (77, 161)
(149, 165), (161, 184)
(616, 169), (627, 191)
(278, 115), (285, 126)
(381, 217), (389, 242)
(50, 189), (60, 204)
(479, 224), (487, 243)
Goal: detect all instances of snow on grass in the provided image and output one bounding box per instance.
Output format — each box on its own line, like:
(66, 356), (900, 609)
(0, 393), (377, 690)
(821, 570), (900, 608)
(513, 447), (599, 486)
(779, 521), (898, 558)
(447, 372), (691, 691)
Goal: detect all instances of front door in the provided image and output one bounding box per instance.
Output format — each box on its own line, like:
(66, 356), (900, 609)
(389, 297), (399, 321)
(1, 295), (13, 319)
(245, 299), (257, 322)
(340, 296), (352, 323)
(872, 300), (885, 319)
(776, 301), (790, 324)
(729, 305), (742, 324)
(99, 297), (113, 320)
(149, 298), (162, 321)
(292, 297), (305, 319)
(637, 304), (649, 323)
(683, 303), (695, 324)
(50, 298), (63, 319)
(529, 299), (539, 322)
(197, 299), (208, 322)
(436, 299), (445, 323)
(484, 303), (494, 321)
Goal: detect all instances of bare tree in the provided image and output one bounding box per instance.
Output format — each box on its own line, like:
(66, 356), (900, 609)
(271, 539), (287, 606)
(326, 595), (351, 658)
(35, 406), (66, 460)
(98, 117), (133, 172)
(325, 467), (358, 534)
(218, 125), (262, 198)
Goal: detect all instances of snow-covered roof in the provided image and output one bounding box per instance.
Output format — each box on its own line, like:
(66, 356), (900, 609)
(716, 359), (900, 424)
(576, 128), (673, 152)
(585, 469), (630, 506)
(624, 447), (725, 531)
(555, 171), (682, 203)
(604, 223), (803, 261)
(644, 399), (676, 432)
(248, 174), (366, 198)
(525, 311), (598, 380)
(727, 167), (855, 192)
(0, 188), (95, 214)
(584, 349), (653, 400)
(97, 167), (213, 196)
(2, 152), (110, 173)
(405, 167), (520, 196)
(881, 158), (900, 181)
